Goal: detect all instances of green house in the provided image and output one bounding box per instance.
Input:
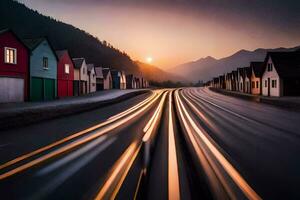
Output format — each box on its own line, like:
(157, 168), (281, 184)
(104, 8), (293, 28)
(23, 38), (58, 101)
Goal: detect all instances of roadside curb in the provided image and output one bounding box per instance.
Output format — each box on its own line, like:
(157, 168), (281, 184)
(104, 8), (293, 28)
(0, 90), (150, 130)
(209, 87), (300, 111)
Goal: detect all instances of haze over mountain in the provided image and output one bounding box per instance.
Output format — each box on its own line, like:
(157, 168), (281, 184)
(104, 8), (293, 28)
(0, 0), (181, 82)
(169, 46), (300, 82)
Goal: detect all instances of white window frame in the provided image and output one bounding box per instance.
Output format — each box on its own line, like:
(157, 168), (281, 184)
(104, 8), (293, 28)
(43, 57), (49, 70)
(65, 64), (70, 74)
(4, 47), (17, 64)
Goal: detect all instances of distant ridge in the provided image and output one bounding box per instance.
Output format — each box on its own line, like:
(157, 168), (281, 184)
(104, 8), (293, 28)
(169, 45), (300, 82)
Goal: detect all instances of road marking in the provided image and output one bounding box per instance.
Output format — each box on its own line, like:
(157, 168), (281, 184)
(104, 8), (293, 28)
(176, 90), (262, 200)
(168, 91), (181, 200)
(0, 91), (160, 172)
(0, 91), (164, 180)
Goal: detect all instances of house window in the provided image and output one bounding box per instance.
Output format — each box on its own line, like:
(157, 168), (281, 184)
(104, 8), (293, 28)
(65, 64), (70, 74)
(265, 80), (267, 87)
(271, 80), (277, 88)
(43, 57), (48, 69)
(256, 81), (259, 88)
(83, 67), (85, 74)
(267, 63), (273, 71)
(252, 81), (255, 88)
(4, 47), (17, 64)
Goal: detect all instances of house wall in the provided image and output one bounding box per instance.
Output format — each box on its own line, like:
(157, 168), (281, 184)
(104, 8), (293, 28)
(0, 31), (29, 102)
(238, 76), (244, 93)
(262, 57), (281, 97)
(251, 71), (261, 95)
(29, 40), (57, 99)
(74, 69), (80, 80)
(245, 77), (251, 93)
(57, 52), (74, 97)
(103, 72), (112, 90)
(88, 68), (96, 93)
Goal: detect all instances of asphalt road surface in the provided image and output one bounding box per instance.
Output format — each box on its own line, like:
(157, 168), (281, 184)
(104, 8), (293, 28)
(0, 88), (300, 200)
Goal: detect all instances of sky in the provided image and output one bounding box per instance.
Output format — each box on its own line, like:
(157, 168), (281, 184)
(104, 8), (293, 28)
(19, 0), (300, 69)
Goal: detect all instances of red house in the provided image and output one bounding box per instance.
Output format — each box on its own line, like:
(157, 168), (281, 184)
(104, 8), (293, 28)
(56, 50), (74, 97)
(0, 29), (29, 102)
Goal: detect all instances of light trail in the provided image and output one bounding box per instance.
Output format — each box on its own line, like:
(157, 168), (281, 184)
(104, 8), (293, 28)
(168, 91), (181, 200)
(0, 90), (159, 172)
(176, 89), (262, 200)
(0, 90), (164, 180)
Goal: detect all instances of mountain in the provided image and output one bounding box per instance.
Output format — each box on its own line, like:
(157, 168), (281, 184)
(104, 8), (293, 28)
(169, 46), (300, 82)
(135, 61), (186, 83)
(0, 0), (177, 82)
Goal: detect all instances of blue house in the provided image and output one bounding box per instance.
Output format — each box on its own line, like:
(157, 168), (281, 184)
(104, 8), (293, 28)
(23, 38), (58, 101)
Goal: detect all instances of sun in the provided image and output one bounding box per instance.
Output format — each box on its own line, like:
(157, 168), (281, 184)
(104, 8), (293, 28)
(146, 57), (153, 63)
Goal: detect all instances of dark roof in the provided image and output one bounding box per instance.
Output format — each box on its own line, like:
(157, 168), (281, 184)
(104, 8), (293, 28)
(264, 51), (300, 78)
(55, 50), (68, 60)
(0, 28), (10, 35)
(102, 68), (110, 79)
(110, 70), (120, 78)
(72, 58), (84, 69)
(22, 38), (46, 50)
(250, 62), (264, 77)
(244, 67), (251, 78)
(237, 68), (245, 78)
(87, 64), (94, 72)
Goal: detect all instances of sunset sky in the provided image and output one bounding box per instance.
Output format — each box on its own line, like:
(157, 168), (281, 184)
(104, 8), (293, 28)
(19, 0), (300, 69)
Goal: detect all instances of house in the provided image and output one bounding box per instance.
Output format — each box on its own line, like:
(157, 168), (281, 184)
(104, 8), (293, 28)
(231, 70), (238, 91)
(213, 77), (219, 88)
(250, 62), (264, 95)
(262, 51), (300, 97)
(243, 67), (251, 94)
(135, 77), (141, 89)
(72, 58), (88, 96)
(0, 29), (29, 103)
(87, 64), (96, 93)
(56, 50), (74, 98)
(23, 38), (57, 101)
(237, 68), (245, 93)
(120, 71), (126, 89)
(126, 74), (136, 89)
(102, 68), (112, 90)
(225, 73), (232, 90)
(111, 70), (127, 89)
(95, 67), (104, 91)
(219, 75), (226, 89)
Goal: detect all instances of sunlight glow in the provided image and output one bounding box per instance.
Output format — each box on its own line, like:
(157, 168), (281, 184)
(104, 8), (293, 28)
(146, 57), (153, 63)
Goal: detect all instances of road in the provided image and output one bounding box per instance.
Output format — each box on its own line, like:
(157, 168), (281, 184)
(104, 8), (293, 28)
(0, 88), (300, 200)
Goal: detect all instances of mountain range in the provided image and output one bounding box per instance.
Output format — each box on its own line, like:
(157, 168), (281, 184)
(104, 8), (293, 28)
(0, 0), (181, 82)
(169, 46), (300, 82)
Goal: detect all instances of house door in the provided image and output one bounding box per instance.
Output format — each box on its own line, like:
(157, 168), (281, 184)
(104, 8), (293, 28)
(268, 78), (270, 96)
(44, 79), (55, 100)
(31, 77), (43, 101)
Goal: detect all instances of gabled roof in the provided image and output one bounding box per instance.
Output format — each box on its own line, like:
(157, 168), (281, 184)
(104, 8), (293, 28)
(95, 67), (104, 78)
(102, 68), (111, 79)
(72, 58), (85, 69)
(87, 64), (94, 72)
(250, 62), (264, 77)
(111, 70), (120, 77)
(237, 68), (245, 78)
(22, 38), (46, 50)
(55, 50), (68, 60)
(244, 67), (251, 78)
(0, 28), (29, 50)
(23, 37), (58, 60)
(264, 51), (300, 78)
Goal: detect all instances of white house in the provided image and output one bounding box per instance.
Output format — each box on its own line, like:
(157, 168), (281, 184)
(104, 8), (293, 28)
(237, 68), (245, 93)
(72, 58), (88, 95)
(87, 64), (96, 93)
(102, 68), (112, 90)
(250, 62), (264, 95)
(262, 51), (300, 97)
(244, 67), (251, 94)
